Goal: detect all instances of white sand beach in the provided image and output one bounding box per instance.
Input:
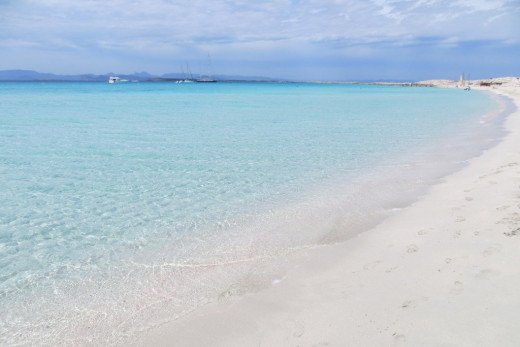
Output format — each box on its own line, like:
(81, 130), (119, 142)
(142, 78), (520, 347)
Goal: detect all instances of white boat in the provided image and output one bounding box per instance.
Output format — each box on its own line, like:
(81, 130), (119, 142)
(175, 63), (195, 83)
(108, 76), (129, 84)
(458, 73), (470, 90)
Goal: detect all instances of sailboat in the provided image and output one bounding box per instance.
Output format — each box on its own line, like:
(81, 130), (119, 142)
(108, 76), (129, 84)
(464, 73), (471, 90)
(176, 63), (195, 83)
(196, 54), (217, 83)
(459, 73), (470, 90)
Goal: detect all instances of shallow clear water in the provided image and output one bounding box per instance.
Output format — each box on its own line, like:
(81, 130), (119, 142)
(0, 82), (504, 344)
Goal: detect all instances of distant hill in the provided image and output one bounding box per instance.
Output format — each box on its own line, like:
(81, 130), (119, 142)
(0, 70), (281, 82)
(0, 70), (153, 82)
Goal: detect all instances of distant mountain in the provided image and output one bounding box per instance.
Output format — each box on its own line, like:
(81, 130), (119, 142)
(0, 70), (281, 82)
(0, 70), (153, 82)
(0, 70), (67, 81)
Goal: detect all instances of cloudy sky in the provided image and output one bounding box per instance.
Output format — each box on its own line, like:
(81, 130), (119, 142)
(0, 0), (519, 80)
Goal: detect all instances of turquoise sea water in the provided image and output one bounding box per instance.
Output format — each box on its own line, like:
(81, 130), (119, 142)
(0, 82), (505, 344)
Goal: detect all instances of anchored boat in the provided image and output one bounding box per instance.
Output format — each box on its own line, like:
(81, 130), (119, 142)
(108, 76), (129, 84)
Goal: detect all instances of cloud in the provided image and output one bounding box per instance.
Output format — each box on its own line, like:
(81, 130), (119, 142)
(0, 0), (518, 78)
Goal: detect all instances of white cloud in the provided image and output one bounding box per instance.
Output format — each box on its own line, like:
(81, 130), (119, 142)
(2, 0), (518, 45)
(0, 0), (518, 77)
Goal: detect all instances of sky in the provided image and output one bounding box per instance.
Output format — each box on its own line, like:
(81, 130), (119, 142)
(0, 0), (519, 81)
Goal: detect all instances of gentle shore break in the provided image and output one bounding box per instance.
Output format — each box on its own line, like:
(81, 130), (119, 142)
(142, 77), (520, 346)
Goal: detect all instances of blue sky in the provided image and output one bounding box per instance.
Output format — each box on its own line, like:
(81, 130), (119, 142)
(0, 0), (519, 80)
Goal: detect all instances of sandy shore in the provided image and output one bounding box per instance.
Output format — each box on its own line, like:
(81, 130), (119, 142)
(141, 79), (520, 346)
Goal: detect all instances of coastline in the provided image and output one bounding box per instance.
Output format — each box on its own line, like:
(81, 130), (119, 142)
(140, 81), (520, 346)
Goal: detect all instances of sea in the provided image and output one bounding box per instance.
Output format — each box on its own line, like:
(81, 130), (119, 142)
(0, 82), (509, 344)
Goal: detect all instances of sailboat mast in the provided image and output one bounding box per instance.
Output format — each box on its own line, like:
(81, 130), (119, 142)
(195, 53), (216, 82)
(186, 62), (193, 80)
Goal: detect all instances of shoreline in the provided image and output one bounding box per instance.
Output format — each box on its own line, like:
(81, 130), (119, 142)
(3, 81), (509, 346)
(140, 81), (520, 346)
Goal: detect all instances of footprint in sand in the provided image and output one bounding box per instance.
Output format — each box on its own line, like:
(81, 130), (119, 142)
(292, 321), (305, 338)
(406, 244), (418, 253)
(218, 287), (238, 300)
(465, 196), (474, 201)
(496, 205), (510, 211)
(417, 229), (429, 236)
(496, 212), (520, 226)
(504, 227), (520, 237)
(452, 206), (465, 212)
(393, 333), (406, 342)
(450, 281), (464, 295)
(363, 260), (381, 270)
(483, 244), (501, 257)
(453, 230), (462, 238)
(401, 300), (416, 309)
(455, 216), (466, 222)
(475, 268), (499, 280)
(385, 266), (398, 273)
